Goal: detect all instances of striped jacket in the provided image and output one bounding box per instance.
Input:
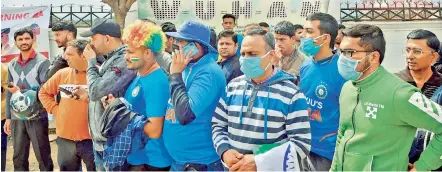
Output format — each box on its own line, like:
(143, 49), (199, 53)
(212, 70), (311, 168)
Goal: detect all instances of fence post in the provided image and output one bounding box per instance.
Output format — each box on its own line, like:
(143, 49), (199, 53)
(90, 5), (93, 26)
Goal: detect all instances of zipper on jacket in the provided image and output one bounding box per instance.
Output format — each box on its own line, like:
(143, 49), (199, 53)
(247, 86), (259, 112)
(341, 88), (361, 171)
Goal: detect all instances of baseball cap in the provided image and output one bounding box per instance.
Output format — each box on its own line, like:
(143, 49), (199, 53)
(80, 18), (121, 38)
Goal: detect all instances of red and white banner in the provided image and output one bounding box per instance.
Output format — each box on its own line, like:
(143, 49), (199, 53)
(1, 6), (50, 63)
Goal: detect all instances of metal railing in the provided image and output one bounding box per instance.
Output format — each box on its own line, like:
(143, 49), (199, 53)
(341, 1), (442, 21)
(50, 4), (113, 28)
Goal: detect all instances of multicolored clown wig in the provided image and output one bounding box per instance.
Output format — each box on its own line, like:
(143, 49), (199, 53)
(122, 20), (166, 53)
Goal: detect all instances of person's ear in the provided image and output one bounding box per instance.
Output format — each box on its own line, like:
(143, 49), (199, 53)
(370, 51), (381, 64)
(81, 54), (87, 60)
(67, 33), (74, 41)
(143, 48), (151, 59)
(105, 35), (111, 44)
(323, 34), (330, 44)
(290, 36), (297, 44)
(268, 50), (280, 65)
(168, 37), (173, 44)
(430, 51), (439, 63)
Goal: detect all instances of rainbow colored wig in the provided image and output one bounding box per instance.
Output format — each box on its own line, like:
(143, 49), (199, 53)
(122, 20), (166, 53)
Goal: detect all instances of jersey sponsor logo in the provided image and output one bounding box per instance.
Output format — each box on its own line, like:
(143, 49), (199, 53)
(306, 97), (323, 109)
(409, 92), (442, 124)
(315, 82), (328, 100)
(307, 108), (322, 122)
(364, 102), (384, 119)
(132, 86), (140, 97)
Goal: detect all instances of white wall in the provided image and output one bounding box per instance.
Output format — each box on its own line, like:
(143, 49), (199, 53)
(342, 21), (442, 73)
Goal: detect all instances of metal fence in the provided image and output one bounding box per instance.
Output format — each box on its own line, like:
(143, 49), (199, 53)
(341, 1), (442, 21)
(50, 4), (113, 28)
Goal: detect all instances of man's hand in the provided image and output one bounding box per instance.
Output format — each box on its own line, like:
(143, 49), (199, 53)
(83, 44), (97, 60)
(170, 49), (193, 74)
(6, 82), (20, 94)
(408, 163), (416, 172)
(101, 94), (115, 109)
(274, 47), (283, 67)
(230, 154), (256, 171)
(72, 86), (88, 101)
(3, 119), (11, 135)
(222, 149), (244, 168)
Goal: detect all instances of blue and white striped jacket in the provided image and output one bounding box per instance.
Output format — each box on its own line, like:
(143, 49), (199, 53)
(212, 70), (311, 165)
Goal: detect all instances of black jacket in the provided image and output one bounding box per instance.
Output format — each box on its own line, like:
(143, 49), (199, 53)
(218, 55), (243, 84)
(101, 98), (135, 138)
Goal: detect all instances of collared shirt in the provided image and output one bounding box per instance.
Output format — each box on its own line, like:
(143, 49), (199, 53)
(17, 49), (37, 67)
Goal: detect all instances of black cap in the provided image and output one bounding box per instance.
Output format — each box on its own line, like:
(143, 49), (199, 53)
(80, 18), (121, 38)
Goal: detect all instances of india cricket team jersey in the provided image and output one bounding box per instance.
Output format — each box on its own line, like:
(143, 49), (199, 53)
(299, 54), (347, 160)
(124, 69), (172, 167)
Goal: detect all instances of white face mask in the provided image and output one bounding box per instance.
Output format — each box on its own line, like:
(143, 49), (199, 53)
(337, 53), (372, 81)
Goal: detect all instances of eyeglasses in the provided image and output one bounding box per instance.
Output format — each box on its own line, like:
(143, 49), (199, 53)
(403, 48), (434, 57)
(340, 49), (374, 58)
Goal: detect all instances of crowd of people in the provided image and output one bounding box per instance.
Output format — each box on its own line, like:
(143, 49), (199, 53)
(1, 12), (442, 171)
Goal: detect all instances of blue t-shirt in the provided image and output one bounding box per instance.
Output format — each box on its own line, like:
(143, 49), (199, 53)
(125, 69), (172, 167)
(299, 54), (347, 160)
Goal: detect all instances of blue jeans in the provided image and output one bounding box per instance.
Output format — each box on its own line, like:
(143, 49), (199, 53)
(93, 150), (106, 171)
(171, 160), (224, 171)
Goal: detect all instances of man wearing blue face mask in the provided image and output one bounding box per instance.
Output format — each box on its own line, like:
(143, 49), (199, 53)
(212, 29), (312, 171)
(298, 12), (346, 171)
(154, 21), (226, 171)
(332, 24), (442, 171)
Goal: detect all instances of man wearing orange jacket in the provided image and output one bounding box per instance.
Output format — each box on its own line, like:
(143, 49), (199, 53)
(39, 39), (95, 171)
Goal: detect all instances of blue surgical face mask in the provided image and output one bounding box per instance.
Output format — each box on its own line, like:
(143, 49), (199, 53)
(182, 42), (200, 58)
(337, 53), (372, 81)
(239, 52), (271, 79)
(299, 35), (326, 57)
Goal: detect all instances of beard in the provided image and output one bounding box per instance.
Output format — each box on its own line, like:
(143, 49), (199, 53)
(90, 44), (102, 55)
(357, 57), (372, 73)
(56, 36), (69, 48)
(18, 44), (31, 51)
